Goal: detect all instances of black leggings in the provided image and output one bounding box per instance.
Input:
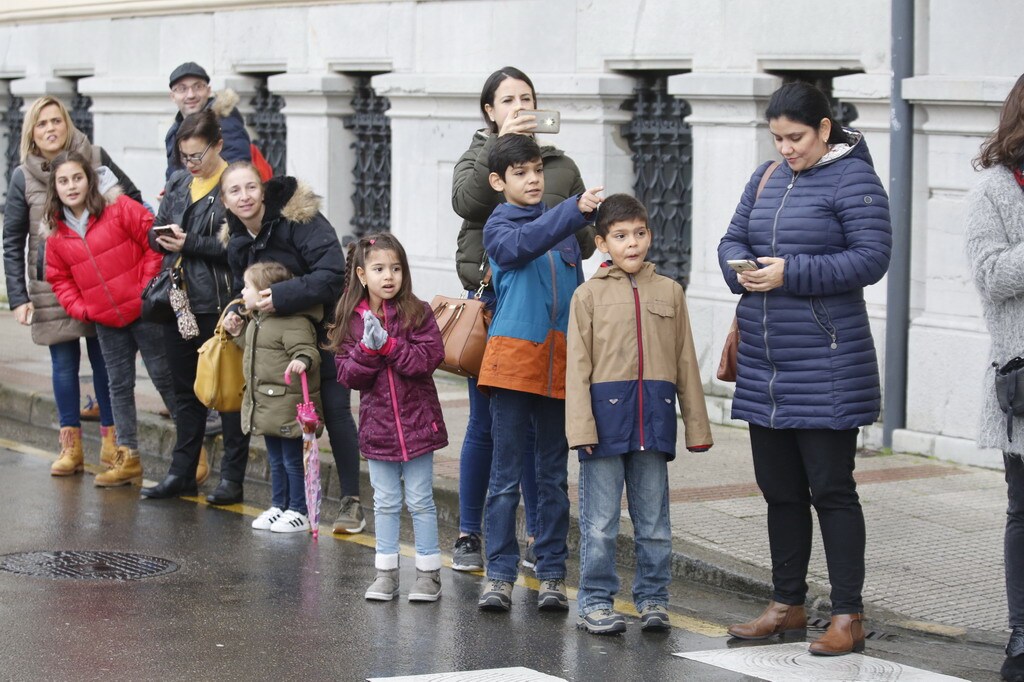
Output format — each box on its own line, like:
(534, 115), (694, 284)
(1006, 453), (1024, 626)
(749, 424), (865, 614)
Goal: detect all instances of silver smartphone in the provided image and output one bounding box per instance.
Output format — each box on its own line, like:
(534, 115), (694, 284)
(517, 109), (560, 134)
(727, 259), (758, 273)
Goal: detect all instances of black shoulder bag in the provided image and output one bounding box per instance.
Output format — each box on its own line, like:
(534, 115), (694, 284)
(995, 355), (1024, 441)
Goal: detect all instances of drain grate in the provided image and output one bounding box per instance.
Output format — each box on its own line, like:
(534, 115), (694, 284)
(807, 617), (893, 641)
(0, 551), (178, 581)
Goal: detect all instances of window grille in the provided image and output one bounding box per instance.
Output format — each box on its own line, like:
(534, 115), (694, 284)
(247, 79), (287, 177)
(343, 76), (391, 237)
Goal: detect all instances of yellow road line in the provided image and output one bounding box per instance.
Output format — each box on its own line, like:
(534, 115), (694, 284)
(3, 437), (727, 636)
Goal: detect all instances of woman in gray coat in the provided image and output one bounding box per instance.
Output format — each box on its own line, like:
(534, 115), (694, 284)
(964, 71), (1024, 682)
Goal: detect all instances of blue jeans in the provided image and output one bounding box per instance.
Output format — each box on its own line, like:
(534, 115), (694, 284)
(50, 336), (113, 428)
(265, 436), (307, 515)
(95, 321), (176, 449)
(367, 454), (439, 558)
(577, 450), (672, 615)
(459, 376), (539, 537)
(485, 388), (569, 582)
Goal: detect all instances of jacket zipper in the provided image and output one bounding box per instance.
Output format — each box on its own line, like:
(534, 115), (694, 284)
(630, 274), (645, 450)
(74, 229), (127, 327)
(809, 298), (839, 349)
(247, 316), (260, 433)
(546, 251), (558, 397)
(765, 171), (798, 429)
(382, 305), (409, 461)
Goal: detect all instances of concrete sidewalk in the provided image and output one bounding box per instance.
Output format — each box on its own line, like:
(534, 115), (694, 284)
(0, 309), (1007, 640)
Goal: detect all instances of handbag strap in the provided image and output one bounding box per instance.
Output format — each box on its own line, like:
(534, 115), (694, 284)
(756, 161), (781, 201)
(214, 298), (244, 337)
(475, 267), (492, 300)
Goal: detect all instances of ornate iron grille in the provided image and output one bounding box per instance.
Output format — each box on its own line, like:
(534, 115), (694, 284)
(343, 76), (391, 237)
(247, 79), (287, 177)
(3, 94), (24, 200)
(620, 76), (693, 287)
(70, 90), (94, 142)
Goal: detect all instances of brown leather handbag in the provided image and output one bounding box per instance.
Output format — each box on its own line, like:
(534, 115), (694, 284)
(431, 270), (492, 378)
(717, 160), (780, 382)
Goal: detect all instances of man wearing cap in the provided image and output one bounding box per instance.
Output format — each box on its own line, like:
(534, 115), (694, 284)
(164, 61), (252, 180)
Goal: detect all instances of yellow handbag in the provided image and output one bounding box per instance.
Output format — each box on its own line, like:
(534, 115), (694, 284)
(194, 301), (245, 412)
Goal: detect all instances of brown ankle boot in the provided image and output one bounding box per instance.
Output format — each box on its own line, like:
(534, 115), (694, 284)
(196, 445), (210, 485)
(809, 613), (865, 656)
(94, 446), (142, 487)
(727, 600), (807, 640)
(51, 427), (84, 476)
(99, 425), (117, 468)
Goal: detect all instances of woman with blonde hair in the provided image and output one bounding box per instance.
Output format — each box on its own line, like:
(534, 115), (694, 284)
(2, 95), (143, 476)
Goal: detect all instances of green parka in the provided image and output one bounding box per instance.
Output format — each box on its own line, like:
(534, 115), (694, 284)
(452, 130), (596, 291)
(237, 307), (323, 438)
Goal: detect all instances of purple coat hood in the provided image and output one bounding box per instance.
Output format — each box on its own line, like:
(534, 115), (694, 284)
(335, 298), (448, 461)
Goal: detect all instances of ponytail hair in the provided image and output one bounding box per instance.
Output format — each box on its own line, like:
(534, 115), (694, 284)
(326, 232), (426, 351)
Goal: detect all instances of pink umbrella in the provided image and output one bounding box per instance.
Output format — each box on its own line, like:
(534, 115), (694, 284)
(285, 370), (322, 540)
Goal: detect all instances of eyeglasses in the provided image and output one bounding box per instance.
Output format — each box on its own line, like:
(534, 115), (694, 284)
(171, 82), (209, 96)
(180, 141), (214, 167)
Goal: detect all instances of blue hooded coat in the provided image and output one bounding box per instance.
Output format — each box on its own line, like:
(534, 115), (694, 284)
(718, 131), (892, 430)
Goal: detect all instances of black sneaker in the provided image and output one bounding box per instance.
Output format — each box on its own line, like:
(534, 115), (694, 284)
(205, 409), (223, 437)
(452, 534), (484, 572)
(639, 603), (671, 631)
(537, 578), (569, 611)
(478, 579), (513, 611)
(577, 608), (626, 635)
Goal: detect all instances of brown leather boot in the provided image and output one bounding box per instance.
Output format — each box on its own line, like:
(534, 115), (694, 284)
(94, 447), (142, 487)
(727, 601), (807, 640)
(196, 445), (210, 485)
(51, 427), (84, 476)
(99, 425), (117, 468)
(809, 613), (865, 656)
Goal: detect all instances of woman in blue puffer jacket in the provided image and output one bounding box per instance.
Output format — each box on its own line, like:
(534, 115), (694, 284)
(718, 82), (892, 656)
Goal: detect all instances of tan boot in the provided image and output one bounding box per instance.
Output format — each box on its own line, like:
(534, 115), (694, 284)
(196, 445), (210, 485)
(727, 601), (807, 640)
(51, 427), (84, 476)
(99, 425), (117, 468)
(94, 446), (143, 487)
(809, 613), (865, 656)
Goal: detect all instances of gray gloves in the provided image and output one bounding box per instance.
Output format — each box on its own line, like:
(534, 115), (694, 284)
(361, 310), (389, 351)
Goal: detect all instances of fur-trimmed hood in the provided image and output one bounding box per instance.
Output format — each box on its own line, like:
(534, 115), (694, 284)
(210, 89), (240, 119)
(219, 175), (322, 245)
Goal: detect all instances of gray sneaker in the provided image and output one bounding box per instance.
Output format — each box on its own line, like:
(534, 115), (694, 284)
(577, 608), (626, 635)
(409, 569), (442, 602)
(639, 603), (671, 631)
(452, 534), (484, 572)
(478, 579), (513, 611)
(365, 568), (399, 601)
(537, 578), (569, 611)
(333, 496), (366, 534)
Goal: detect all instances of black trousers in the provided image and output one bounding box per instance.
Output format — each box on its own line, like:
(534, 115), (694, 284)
(164, 314), (250, 483)
(318, 347), (361, 499)
(749, 424), (865, 614)
(1006, 452), (1024, 626)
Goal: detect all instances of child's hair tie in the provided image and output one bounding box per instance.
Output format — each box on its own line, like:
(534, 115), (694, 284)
(369, 238), (376, 245)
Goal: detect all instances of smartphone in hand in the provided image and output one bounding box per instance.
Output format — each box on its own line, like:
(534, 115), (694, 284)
(153, 226), (176, 239)
(727, 259), (758, 273)
(516, 109), (560, 134)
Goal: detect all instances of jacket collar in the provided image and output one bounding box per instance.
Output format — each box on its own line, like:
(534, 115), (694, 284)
(591, 260), (657, 281)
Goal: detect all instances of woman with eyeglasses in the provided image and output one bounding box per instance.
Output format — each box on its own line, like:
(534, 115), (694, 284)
(140, 109), (250, 502)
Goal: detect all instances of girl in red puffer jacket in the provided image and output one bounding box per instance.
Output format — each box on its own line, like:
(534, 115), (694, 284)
(330, 232), (448, 604)
(44, 151), (177, 485)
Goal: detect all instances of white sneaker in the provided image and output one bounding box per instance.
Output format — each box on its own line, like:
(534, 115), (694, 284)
(252, 507), (284, 530)
(270, 510), (310, 534)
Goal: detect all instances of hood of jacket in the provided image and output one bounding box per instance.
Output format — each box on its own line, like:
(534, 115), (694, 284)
(219, 176), (321, 245)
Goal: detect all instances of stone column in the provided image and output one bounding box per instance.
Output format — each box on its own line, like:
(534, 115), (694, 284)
(267, 72), (356, 236)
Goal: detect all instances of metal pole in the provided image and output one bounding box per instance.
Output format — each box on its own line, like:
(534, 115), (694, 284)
(884, 0), (914, 448)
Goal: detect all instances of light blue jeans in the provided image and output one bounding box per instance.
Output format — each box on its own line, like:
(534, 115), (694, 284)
(367, 454), (439, 558)
(577, 450), (672, 615)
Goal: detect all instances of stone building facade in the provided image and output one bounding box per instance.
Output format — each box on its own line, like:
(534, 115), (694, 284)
(0, 0), (1016, 467)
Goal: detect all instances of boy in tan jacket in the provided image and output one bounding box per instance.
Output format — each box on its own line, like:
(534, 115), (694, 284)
(566, 194), (713, 635)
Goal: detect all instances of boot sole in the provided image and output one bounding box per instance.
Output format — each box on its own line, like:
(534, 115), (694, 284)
(94, 476), (142, 488)
(576, 620), (626, 635)
(409, 592), (441, 602)
(727, 627), (806, 640)
(365, 591), (399, 601)
(810, 641), (865, 656)
(332, 521), (366, 534)
(478, 597), (511, 611)
(51, 467), (84, 476)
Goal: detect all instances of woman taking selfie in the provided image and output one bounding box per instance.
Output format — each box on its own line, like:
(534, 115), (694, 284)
(140, 109), (249, 501)
(718, 82), (891, 655)
(449, 66), (595, 571)
(3, 96), (142, 475)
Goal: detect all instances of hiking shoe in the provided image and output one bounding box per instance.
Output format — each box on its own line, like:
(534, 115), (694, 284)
(522, 540), (537, 571)
(409, 569), (442, 602)
(270, 510), (310, 533)
(478, 579), (513, 611)
(537, 579), (569, 611)
(252, 507), (284, 530)
(452, 534), (484, 572)
(365, 568), (399, 601)
(577, 608), (626, 635)
(333, 496), (366, 534)
(639, 603), (671, 632)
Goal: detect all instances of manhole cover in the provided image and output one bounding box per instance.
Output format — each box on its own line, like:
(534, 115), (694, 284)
(0, 551), (178, 581)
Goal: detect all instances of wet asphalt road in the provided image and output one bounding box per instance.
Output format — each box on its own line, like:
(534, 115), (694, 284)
(0, 443), (1002, 681)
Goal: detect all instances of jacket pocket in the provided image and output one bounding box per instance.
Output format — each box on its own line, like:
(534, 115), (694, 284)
(591, 382), (634, 444)
(809, 297), (838, 349)
(645, 381), (678, 451)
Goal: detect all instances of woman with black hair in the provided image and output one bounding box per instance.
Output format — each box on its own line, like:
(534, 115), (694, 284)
(718, 82), (892, 655)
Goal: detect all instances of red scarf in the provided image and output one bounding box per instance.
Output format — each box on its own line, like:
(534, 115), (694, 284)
(1015, 164), (1024, 190)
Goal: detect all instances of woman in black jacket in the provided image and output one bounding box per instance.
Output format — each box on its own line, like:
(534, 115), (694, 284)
(214, 162), (365, 533)
(140, 110), (249, 500)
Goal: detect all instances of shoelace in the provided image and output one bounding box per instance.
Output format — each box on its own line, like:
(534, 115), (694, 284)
(541, 579), (563, 593)
(487, 579), (508, 592)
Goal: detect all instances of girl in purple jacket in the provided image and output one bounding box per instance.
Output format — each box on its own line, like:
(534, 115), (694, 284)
(331, 233), (448, 603)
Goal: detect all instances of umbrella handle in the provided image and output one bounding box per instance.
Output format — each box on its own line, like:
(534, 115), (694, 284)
(283, 369), (312, 404)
